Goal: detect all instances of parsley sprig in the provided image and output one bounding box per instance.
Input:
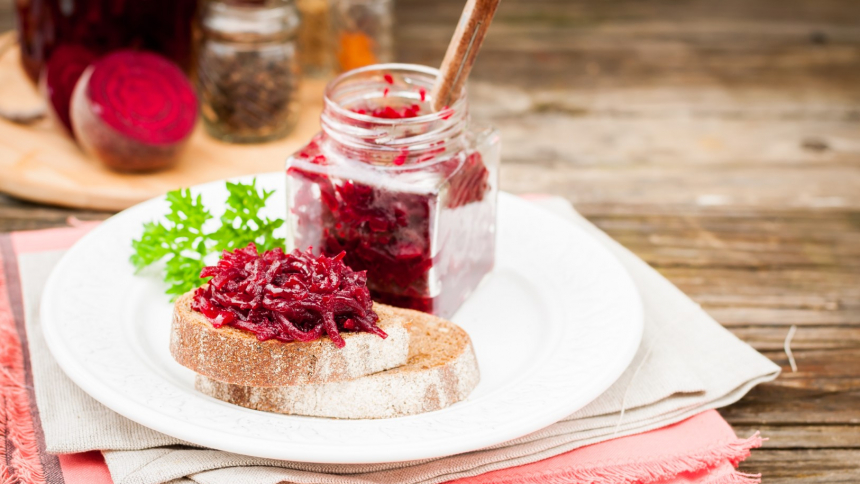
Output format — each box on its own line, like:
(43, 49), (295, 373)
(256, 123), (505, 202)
(131, 179), (284, 299)
(210, 180), (284, 253)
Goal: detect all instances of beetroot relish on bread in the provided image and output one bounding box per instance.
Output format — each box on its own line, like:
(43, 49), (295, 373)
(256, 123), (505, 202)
(171, 294), (410, 387)
(191, 243), (385, 348)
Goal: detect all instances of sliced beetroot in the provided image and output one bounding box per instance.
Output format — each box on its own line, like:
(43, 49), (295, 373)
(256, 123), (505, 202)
(42, 45), (98, 136)
(70, 50), (198, 172)
(191, 243), (384, 348)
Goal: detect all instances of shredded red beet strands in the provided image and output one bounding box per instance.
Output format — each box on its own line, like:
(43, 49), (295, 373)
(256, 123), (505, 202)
(85, 50), (197, 144)
(392, 149), (409, 166)
(288, 142), (490, 311)
(319, 180), (434, 296)
(191, 243), (384, 348)
(44, 45), (97, 135)
(445, 152), (490, 208)
(353, 104), (422, 119)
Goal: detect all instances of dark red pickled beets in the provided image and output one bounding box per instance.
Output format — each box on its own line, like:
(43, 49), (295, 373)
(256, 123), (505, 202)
(191, 243), (384, 348)
(352, 104), (422, 119)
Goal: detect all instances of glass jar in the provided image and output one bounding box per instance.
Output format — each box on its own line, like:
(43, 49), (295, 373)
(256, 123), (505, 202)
(198, 0), (301, 143)
(285, 64), (500, 318)
(296, 0), (332, 77)
(330, 0), (393, 73)
(15, 0), (197, 83)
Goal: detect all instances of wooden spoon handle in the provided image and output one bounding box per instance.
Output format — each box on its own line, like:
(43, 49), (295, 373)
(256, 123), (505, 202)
(430, 0), (501, 112)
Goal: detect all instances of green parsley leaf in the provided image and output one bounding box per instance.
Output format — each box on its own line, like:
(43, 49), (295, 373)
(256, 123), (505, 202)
(130, 179), (283, 300)
(210, 179), (285, 253)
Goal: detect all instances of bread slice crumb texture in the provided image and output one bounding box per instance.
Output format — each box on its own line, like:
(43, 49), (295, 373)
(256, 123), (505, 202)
(170, 291), (410, 387)
(195, 307), (481, 419)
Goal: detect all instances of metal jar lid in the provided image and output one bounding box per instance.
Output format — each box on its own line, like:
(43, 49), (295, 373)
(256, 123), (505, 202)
(202, 0), (300, 42)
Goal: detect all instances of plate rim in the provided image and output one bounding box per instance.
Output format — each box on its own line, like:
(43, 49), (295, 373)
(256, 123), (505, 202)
(40, 173), (643, 463)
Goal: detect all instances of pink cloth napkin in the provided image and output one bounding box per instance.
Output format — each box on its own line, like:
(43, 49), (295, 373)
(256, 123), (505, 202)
(0, 222), (763, 484)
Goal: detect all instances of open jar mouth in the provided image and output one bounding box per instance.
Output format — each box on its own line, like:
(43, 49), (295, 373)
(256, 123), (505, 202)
(323, 63), (467, 125)
(320, 63), (469, 163)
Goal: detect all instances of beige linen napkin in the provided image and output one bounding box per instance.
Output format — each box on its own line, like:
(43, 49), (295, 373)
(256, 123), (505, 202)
(19, 198), (780, 484)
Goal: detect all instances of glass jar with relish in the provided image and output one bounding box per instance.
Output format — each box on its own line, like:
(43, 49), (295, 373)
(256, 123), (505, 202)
(198, 0), (301, 143)
(285, 64), (500, 318)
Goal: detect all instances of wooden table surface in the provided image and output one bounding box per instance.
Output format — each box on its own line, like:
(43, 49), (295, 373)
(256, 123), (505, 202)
(1, 0), (859, 481)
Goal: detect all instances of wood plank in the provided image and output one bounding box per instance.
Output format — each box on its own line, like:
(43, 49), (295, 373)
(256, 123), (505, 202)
(738, 449), (860, 483)
(732, 425), (860, 449)
(472, 82), (860, 171)
(660, 268), (860, 310)
(398, 0), (860, 28)
(721, 383), (860, 425)
(730, 327), (860, 351)
(0, 194), (110, 232)
(397, 0), (860, 91)
(502, 163), (860, 211)
(708, 308), (860, 327)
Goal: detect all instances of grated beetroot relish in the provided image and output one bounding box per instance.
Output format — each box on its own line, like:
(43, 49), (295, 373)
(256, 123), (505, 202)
(352, 104), (422, 119)
(288, 139), (490, 315)
(190, 243), (384, 348)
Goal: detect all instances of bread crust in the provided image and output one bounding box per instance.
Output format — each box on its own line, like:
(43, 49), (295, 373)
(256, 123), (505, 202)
(194, 307), (481, 419)
(170, 292), (410, 387)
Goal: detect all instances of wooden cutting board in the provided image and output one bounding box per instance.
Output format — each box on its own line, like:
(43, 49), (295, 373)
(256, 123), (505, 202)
(0, 33), (326, 212)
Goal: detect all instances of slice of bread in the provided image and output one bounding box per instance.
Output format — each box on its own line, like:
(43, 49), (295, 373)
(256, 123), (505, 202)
(195, 307), (480, 419)
(170, 291), (410, 387)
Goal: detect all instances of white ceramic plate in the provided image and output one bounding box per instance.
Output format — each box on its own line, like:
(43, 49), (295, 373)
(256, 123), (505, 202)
(41, 173), (643, 464)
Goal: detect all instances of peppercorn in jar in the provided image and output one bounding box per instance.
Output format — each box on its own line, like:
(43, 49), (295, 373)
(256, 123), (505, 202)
(198, 0), (301, 143)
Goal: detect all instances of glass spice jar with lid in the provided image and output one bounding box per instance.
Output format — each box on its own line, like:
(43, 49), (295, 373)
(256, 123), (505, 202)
(330, 0), (393, 73)
(296, 0), (332, 77)
(198, 0), (301, 143)
(285, 64), (500, 318)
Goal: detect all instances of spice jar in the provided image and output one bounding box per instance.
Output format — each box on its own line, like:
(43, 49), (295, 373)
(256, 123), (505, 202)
(296, 0), (332, 77)
(285, 64), (500, 318)
(198, 0), (301, 143)
(330, 0), (393, 72)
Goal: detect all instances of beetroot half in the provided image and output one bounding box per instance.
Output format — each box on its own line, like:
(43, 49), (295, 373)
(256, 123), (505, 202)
(41, 45), (98, 136)
(71, 50), (198, 172)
